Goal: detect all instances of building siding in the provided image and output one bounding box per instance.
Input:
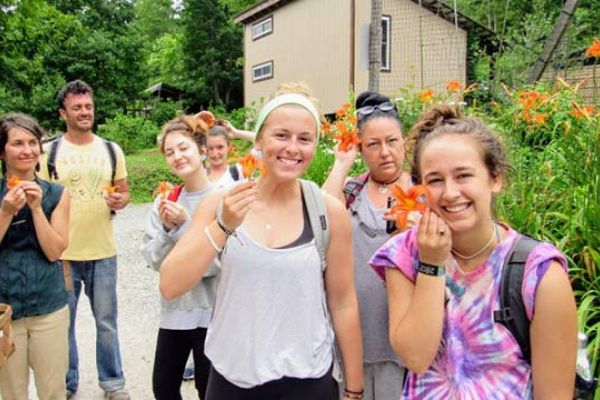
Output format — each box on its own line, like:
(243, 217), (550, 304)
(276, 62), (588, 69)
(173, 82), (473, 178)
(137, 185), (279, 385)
(243, 0), (351, 113)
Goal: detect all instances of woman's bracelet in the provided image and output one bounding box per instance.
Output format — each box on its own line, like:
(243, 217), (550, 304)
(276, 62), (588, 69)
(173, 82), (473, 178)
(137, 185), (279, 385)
(204, 226), (223, 253)
(215, 212), (235, 236)
(344, 388), (364, 399)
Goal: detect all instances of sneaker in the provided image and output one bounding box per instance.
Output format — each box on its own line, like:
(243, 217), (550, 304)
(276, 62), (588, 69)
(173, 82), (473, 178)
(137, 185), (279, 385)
(183, 362), (195, 381)
(66, 390), (76, 399)
(104, 389), (130, 400)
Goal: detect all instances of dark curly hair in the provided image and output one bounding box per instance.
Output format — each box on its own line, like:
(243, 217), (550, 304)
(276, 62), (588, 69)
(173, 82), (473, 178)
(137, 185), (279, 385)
(57, 80), (94, 110)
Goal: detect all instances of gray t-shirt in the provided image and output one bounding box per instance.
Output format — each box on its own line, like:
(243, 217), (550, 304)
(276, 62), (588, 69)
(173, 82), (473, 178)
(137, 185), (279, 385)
(205, 226), (334, 388)
(349, 185), (403, 365)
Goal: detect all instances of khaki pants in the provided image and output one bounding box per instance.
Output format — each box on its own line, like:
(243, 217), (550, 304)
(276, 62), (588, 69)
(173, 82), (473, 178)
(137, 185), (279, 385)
(0, 306), (69, 400)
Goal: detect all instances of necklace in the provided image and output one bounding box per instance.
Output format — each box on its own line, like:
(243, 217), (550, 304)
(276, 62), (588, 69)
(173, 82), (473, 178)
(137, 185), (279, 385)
(370, 174), (401, 194)
(451, 223), (500, 260)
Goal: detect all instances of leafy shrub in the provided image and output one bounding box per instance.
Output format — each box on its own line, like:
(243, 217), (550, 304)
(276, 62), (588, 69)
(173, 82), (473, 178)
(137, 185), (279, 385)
(126, 148), (179, 203)
(98, 114), (160, 154)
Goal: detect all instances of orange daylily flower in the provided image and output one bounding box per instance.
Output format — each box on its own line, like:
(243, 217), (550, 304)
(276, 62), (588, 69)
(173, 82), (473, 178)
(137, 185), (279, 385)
(6, 176), (20, 189)
(334, 128), (361, 152)
(517, 91), (546, 110)
(106, 186), (117, 194)
(418, 89), (434, 102)
(389, 184), (427, 230)
(335, 103), (352, 119)
(238, 153), (266, 179)
(585, 38), (600, 58)
(154, 181), (169, 199)
(446, 80), (463, 92)
(533, 113), (548, 125)
(321, 117), (332, 135)
(570, 101), (597, 120)
(198, 111), (215, 128)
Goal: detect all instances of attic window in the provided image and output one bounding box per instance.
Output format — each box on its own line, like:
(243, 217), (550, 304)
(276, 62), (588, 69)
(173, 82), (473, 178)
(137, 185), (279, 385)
(252, 61), (273, 82)
(252, 16), (273, 40)
(381, 15), (391, 71)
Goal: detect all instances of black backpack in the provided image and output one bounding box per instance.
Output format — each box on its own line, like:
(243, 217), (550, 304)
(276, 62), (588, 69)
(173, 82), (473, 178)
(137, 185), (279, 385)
(46, 136), (117, 185)
(496, 236), (597, 398)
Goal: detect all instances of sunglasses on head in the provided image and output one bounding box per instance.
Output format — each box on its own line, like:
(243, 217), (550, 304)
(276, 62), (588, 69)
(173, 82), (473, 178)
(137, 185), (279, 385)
(356, 101), (396, 117)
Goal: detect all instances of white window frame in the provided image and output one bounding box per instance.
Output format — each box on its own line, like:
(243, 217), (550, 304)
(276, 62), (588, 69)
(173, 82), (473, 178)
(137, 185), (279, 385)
(252, 16), (273, 40)
(252, 61), (273, 82)
(381, 15), (391, 72)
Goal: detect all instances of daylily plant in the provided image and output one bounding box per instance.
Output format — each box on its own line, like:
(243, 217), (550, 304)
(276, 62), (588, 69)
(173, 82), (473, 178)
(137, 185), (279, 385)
(390, 184), (428, 230)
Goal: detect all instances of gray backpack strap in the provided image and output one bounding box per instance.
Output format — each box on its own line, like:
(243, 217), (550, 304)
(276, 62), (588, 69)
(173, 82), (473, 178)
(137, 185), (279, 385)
(300, 179), (329, 270)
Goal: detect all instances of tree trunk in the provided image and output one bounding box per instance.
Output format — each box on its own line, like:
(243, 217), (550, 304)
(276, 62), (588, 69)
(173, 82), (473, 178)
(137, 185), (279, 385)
(368, 0), (382, 92)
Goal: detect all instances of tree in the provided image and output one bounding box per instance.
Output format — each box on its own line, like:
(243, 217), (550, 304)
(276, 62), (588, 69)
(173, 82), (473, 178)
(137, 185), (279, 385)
(181, 0), (243, 109)
(368, 0), (382, 92)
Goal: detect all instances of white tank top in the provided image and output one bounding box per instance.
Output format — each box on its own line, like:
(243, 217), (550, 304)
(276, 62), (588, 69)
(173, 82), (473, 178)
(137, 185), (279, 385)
(204, 226), (334, 388)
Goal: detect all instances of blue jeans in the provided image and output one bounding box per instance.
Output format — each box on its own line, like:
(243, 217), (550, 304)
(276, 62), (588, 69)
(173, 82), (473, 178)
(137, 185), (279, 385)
(66, 256), (125, 393)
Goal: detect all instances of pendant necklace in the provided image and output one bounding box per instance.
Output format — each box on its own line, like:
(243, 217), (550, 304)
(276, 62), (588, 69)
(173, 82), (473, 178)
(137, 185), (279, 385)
(451, 222), (500, 260)
(370, 174), (402, 194)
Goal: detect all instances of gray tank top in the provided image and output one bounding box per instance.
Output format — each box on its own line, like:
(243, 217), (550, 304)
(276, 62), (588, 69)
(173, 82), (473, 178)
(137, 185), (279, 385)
(349, 185), (403, 365)
(204, 226), (334, 388)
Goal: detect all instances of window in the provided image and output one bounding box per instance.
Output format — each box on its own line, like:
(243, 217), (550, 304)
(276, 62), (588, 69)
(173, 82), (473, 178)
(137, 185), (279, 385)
(252, 61), (273, 82)
(381, 15), (391, 71)
(252, 16), (273, 40)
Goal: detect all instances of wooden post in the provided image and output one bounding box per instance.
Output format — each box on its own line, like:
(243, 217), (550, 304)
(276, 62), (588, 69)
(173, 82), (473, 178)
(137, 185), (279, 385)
(368, 0), (382, 92)
(528, 0), (579, 83)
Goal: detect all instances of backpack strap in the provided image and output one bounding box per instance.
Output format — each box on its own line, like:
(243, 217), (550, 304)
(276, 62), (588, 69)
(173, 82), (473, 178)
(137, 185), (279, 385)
(493, 235), (540, 363)
(300, 179), (330, 270)
(229, 164), (240, 181)
(103, 139), (117, 185)
(343, 173), (369, 209)
(47, 136), (63, 180)
(167, 184), (185, 202)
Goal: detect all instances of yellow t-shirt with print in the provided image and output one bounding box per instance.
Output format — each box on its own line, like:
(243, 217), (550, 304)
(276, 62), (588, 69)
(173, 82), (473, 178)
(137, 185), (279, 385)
(39, 135), (127, 261)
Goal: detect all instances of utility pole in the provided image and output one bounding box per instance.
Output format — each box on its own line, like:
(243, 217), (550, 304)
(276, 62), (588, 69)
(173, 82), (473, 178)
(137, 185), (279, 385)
(368, 0), (382, 91)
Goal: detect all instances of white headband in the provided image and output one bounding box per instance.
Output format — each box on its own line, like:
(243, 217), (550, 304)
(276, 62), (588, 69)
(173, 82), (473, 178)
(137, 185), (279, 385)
(253, 93), (321, 141)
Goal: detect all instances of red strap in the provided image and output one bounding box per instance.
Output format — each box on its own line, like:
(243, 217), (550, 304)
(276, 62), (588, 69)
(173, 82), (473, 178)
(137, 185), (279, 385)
(167, 184), (184, 202)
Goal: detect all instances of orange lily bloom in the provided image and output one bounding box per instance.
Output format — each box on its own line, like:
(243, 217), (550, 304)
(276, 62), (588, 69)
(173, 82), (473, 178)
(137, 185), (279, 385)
(418, 89), (434, 102)
(389, 184), (427, 229)
(106, 185), (117, 194)
(321, 117), (332, 135)
(334, 128), (361, 152)
(517, 91), (546, 110)
(335, 103), (352, 119)
(585, 38), (600, 58)
(238, 152), (266, 179)
(198, 111), (215, 128)
(570, 101), (597, 120)
(153, 181), (169, 199)
(446, 80), (463, 92)
(6, 176), (20, 189)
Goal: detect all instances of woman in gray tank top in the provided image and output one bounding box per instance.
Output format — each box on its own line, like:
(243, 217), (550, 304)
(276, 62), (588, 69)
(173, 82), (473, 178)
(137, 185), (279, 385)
(323, 91), (417, 400)
(160, 84), (365, 400)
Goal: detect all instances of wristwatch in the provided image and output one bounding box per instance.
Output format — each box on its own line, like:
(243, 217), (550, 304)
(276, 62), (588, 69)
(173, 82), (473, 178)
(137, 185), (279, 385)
(418, 261), (445, 276)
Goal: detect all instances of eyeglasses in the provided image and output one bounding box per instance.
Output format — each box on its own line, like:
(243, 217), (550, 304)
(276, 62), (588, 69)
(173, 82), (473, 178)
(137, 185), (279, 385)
(356, 102), (396, 117)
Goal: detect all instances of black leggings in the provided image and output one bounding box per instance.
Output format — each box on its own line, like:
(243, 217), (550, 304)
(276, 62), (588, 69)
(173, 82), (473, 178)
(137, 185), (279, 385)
(205, 365), (338, 400)
(152, 327), (211, 400)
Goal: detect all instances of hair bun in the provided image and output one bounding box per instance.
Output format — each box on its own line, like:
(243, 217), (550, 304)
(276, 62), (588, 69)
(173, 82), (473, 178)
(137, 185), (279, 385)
(412, 104), (460, 137)
(355, 91), (391, 109)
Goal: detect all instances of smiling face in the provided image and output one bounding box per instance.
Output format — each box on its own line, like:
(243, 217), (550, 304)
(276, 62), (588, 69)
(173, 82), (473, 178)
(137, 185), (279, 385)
(59, 93), (95, 134)
(419, 134), (502, 235)
(207, 134), (230, 169)
(255, 105), (317, 181)
(2, 127), (42, 179)
(163, 131), (205, 179)
(360, 117), (404, 181)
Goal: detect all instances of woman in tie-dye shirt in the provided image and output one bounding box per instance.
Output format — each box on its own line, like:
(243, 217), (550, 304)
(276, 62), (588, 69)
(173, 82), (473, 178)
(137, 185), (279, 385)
(369, 104), (577, 399)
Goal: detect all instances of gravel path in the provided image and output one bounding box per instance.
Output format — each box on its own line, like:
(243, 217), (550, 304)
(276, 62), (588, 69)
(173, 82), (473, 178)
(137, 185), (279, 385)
(48, 203), (198, 399)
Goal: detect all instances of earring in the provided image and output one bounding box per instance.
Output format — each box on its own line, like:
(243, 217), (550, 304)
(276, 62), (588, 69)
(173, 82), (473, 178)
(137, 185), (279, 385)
(251, 148), (263, 160)
(199, 154), (207, 162)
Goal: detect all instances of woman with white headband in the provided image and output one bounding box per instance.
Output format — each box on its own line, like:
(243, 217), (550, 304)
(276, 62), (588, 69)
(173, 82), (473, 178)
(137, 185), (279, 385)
(160, 83), (364, 400)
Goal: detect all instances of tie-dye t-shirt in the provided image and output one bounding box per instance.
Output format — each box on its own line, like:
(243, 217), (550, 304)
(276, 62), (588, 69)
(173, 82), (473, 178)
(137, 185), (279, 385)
(369, 225), (567, 399)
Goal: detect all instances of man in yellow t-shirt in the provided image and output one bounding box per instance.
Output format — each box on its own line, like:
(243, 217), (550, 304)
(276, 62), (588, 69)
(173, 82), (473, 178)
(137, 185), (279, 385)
(39, 80), (130, 400)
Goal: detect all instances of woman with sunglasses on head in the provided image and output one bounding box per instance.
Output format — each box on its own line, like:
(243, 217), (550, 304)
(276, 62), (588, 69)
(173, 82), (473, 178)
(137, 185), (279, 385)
(160, 83), (364, 400)
(369, 104), (577, 399)
(142, 112), (218, 400)
(323, 91), (412, 400)
(0, 113), (70, 400)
